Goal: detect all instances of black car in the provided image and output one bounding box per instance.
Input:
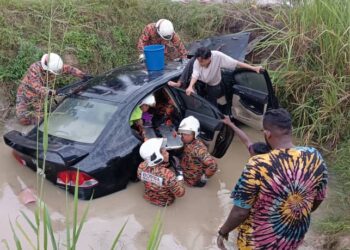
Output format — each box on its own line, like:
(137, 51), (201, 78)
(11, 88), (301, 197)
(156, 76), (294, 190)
(3, 33), (278, 199)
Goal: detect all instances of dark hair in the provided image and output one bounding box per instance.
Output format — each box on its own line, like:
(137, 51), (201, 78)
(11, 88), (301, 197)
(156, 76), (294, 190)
(250, 142), (270, 155)
(195, 47), (211, 59)
(263, 108), (292, 133)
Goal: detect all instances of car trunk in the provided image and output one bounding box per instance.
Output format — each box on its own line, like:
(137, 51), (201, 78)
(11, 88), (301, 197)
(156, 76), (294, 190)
(3, 131), (89, 182)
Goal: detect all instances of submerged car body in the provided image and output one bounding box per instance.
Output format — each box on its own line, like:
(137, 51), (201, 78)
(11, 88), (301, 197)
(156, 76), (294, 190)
(4, 33), (278, 199)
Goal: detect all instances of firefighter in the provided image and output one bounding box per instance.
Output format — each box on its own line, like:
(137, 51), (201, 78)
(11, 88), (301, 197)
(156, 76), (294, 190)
(137, 19), (187, 61)
(16, 53), (91, 125)
(178, 116), (218, 187)
(138, 138), (185, 206)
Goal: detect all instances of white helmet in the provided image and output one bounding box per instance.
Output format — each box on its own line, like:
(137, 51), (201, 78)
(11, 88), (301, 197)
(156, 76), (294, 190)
(41, 53), (63, 75)
(140, 94), (156, 107)
(178, 116), (200, 138)
(156, 19), (174, 40)
(139, 138), (167, 166)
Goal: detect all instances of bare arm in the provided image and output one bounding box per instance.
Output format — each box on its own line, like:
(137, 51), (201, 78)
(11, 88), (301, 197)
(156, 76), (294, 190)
(222, 116), (253, 149)
(236, 61), (262, 73)
(185, 77), (198, 96)
(220, 205), (250, 236)
(311, 199), (323, 212)
(217, 205), (250, 250)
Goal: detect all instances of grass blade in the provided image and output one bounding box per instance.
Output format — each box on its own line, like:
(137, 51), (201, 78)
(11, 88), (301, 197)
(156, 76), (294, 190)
(15, 219), (36, 250)
(34, 207), (40, 250)
(147, 209), (165, 250)
(71, 168), (80, 250)
(9, 218), (22, 250)
(74, 193), (93, 245)
(65, 183), (71, 250)
(19, 211), (37, 234)
(44, 204), (58, 250)
(43, 203), (48, 250)
(1, 239), (10, 250)
(110, 219), (128, 250)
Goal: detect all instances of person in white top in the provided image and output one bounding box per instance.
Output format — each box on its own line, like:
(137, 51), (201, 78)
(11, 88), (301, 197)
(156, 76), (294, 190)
(185, 47), (262, 106)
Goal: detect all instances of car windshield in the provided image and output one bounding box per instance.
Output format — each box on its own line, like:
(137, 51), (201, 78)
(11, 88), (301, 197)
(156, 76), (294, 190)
(39, 97), (117, 143)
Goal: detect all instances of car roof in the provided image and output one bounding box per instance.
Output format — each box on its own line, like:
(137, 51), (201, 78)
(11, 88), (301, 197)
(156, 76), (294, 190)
(77, 61), (184, 103)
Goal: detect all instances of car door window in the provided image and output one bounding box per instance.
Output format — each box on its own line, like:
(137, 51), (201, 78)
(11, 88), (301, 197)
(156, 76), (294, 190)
(234, 71), (268, 93)
(171, 87), (233, 158)
(177, 91), (216, 117)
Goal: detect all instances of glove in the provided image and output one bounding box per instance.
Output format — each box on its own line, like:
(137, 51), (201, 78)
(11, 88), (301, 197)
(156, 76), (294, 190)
(194, 179), (207, 188)
(139, 54), (145, 63)
(200, 174), (208, 182)
(194, 174), (208, 188)
(176, 174), (184, 181)
(48, 89), (56, 96)
(42, 87), (55, 96)
(170, 156), (183, 179)
(82, 74), (93, 82)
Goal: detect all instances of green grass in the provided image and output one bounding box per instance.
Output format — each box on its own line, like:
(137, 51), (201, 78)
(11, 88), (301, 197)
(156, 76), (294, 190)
(242, 0), (350, 149)
(317, 140), (350, 234)
(147, 209), (165, 250)
(0, 0), (227, 102)
(239, 0), (350, 234)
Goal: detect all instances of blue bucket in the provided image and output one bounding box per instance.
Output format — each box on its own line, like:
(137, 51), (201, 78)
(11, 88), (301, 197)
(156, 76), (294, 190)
(144, 44), (165, 71)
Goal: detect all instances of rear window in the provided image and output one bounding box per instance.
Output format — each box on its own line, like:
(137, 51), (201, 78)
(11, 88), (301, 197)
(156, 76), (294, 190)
(40, 97), (117, 143)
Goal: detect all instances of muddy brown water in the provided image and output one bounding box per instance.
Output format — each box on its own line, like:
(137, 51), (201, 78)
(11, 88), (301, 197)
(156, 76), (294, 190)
(0, 124), (319, 249)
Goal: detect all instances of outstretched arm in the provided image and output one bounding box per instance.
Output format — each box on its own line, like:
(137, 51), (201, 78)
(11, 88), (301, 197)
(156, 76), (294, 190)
(217, 205), (250, 249)
(222, 116), (253, 149)
(236, 61), (262, 73)
(62, 64), (86, 78)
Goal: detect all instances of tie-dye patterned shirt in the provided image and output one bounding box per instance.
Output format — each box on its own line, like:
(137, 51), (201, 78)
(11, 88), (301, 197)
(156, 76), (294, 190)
(232, 147), (328, 250)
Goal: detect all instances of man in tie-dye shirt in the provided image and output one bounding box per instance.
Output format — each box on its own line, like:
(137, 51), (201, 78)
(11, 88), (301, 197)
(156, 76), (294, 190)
(217, 108), (328, 250)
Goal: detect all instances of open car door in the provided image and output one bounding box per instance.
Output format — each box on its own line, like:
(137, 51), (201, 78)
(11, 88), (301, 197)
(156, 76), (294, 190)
(231, 69), (279, 130)
(169, 88), (234, 158)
